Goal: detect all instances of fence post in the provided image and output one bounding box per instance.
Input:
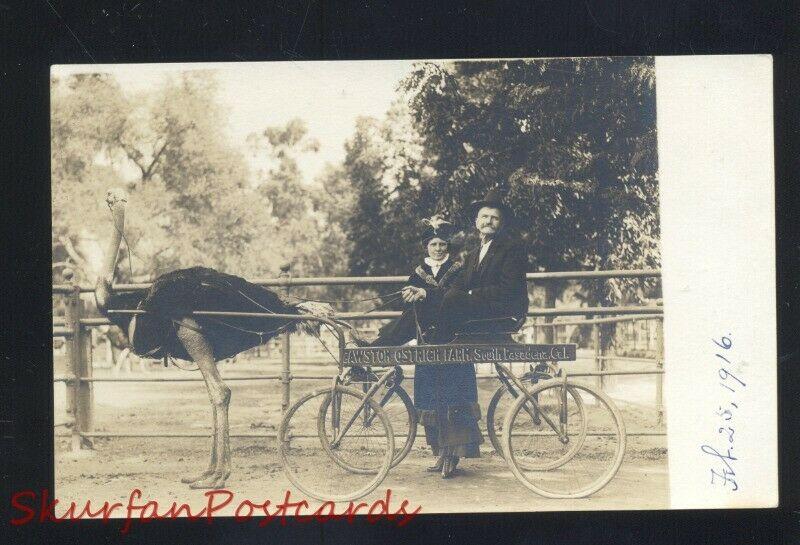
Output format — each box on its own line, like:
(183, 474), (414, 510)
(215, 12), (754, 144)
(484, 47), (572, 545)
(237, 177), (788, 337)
(279, 263), (292, 449)
(655, 318), (664, 424)
(593, 323), (604, 389)
(63, 269), (92, 451)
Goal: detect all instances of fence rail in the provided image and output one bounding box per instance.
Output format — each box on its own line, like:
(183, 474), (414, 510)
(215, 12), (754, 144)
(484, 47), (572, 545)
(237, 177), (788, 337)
(52, 268), (661, 294)
(53, 269), (665, 448)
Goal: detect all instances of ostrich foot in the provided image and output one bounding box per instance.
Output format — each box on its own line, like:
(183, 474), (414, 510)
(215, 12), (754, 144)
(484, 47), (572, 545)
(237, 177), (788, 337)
(187, 472), (227, 489)
(180, 469), (214, 484)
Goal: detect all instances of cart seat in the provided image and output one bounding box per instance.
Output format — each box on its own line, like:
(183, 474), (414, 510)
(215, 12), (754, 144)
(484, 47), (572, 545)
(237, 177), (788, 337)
(450, 316), (525, 344)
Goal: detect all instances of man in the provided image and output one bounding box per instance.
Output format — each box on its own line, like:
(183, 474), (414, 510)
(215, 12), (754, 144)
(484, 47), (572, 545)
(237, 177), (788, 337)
(401, 189), (530, 477)
(426, 188), (530, 343)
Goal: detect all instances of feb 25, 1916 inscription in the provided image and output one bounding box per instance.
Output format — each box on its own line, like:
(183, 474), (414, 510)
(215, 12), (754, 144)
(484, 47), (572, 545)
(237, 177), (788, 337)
(342, 344), (577, 366)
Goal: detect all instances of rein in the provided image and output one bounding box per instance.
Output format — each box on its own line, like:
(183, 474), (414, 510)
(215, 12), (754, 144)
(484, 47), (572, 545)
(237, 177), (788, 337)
(106, 206), (405, 369)
(281, 290), (404, 305)
(167, 282), (405, 370)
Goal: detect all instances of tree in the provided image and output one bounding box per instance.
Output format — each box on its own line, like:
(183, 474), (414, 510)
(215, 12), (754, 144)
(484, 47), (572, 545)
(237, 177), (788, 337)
(342, 102), (439, 278)
(337, 58), (660, 343)
(51, 71), (267, 287)
(401, 58), (659, 280)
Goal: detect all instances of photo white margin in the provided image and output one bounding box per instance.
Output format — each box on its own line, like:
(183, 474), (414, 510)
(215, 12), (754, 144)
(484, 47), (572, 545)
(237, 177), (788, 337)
(657, 55), (778, 508)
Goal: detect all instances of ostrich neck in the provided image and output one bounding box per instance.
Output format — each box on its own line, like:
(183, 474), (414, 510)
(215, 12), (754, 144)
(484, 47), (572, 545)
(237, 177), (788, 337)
(95, 203), (125, 313)
(102, 208), (124, 282)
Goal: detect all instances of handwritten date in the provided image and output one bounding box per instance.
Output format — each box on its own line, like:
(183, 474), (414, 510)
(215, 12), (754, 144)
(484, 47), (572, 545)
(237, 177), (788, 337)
(701, 335), (745, 491)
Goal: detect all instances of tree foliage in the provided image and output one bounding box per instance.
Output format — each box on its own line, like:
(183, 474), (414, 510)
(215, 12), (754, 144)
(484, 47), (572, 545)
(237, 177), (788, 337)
(51, 73), (335, 290)
(341, 102), (439, 277)
(343, 57), (660, 306)
(52, 59), (662, 329)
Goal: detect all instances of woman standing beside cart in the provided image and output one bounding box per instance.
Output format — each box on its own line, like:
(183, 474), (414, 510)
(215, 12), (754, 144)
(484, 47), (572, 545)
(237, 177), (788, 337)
(356, 215), (483, 478)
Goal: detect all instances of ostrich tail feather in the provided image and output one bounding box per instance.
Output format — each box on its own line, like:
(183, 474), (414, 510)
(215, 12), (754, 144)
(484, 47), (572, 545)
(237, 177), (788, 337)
(294, 301), (334, 336)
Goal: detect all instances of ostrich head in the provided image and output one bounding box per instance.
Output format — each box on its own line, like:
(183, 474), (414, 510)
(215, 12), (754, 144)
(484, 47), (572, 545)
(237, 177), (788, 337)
(94, 188), (128, 314)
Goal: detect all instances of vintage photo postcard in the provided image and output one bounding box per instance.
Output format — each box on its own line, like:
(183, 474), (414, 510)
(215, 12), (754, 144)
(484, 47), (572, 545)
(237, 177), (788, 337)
(43, 55), (775, 523)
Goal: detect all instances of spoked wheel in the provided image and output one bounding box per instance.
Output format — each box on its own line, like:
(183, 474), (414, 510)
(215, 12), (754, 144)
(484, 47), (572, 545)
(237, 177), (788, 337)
(319, 384), (416, 471)
(488, 381), (587, 470)
(486, 384), (519, 458)
(502, 381), (626, 498)
(486, 362), (563, 461)
(278, 385), (394, 502)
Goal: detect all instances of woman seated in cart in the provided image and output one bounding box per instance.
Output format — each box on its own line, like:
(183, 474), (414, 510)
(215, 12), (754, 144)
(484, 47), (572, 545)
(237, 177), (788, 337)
(356, 190), (530, 478)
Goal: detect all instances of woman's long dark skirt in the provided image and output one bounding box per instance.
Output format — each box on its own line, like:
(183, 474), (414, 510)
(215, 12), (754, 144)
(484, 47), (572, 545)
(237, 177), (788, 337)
(414, 363), (483, 458)
(371, 301), (483, 458)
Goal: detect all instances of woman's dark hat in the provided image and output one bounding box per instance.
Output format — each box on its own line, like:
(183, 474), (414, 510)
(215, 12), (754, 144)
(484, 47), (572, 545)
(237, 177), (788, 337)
(421, 215), (456, 244)
(469, 188), (513, 220)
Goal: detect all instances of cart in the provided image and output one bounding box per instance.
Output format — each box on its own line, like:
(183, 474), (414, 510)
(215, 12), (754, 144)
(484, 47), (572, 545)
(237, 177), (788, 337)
(278, 320), (626, 502)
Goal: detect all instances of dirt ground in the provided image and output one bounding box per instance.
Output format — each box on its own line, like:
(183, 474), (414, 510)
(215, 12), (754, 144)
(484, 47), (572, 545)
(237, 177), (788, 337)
(54, 354), (669, 515)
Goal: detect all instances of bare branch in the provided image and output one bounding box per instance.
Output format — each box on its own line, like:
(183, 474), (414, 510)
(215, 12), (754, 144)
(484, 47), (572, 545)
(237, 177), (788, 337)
(115, 135), (148, 179)
(142, 138), (169, 181)
(141, 122), (195, 181)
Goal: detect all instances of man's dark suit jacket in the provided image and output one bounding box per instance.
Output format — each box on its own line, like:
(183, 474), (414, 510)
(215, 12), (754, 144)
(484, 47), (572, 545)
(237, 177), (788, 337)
(448, 236), (529, 322)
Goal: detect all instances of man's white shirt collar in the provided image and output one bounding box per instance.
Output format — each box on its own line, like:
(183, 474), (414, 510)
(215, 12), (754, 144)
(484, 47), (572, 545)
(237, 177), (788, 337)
(479, 239), (493, 264)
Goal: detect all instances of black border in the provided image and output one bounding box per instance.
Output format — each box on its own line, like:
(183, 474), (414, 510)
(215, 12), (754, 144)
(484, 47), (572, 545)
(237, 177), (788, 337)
(3, 1), (798, 543)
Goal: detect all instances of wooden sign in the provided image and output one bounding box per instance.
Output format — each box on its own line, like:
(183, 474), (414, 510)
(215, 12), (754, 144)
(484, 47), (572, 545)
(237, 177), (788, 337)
(341, 344), (577, 367)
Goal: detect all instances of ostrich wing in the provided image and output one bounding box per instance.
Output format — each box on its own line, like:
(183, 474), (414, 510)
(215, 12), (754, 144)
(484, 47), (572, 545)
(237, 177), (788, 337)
(129, 267), (304, 361)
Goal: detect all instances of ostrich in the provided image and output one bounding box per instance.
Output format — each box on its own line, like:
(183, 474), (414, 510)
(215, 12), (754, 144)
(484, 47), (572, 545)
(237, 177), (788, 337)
(94, 189), (333, 489)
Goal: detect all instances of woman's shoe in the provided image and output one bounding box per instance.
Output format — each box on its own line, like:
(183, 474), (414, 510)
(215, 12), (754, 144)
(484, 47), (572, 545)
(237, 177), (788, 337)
(441, 456), (462, 479)
(427, 454), (445, 472)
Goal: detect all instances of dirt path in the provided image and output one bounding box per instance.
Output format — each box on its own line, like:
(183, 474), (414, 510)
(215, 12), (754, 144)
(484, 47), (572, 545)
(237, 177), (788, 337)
(55, 437), (668, 517)
(53, 358), (668, 516)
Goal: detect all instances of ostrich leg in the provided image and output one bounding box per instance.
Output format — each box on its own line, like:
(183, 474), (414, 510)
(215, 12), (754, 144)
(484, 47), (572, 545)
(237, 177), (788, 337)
(178, 414), (220, 485)
(175, 318), (232, 489)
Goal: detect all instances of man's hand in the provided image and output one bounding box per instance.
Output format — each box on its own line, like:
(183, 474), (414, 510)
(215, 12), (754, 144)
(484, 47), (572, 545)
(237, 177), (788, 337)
(401, 286), (427, 303)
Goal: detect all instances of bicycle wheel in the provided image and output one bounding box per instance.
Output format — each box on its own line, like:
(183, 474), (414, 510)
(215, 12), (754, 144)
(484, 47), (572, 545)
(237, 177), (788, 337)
(502, 381), (626, 498)
(486, 385), (512, 458)
(486, 363), (564, 462)
(319, 385), (417, 472)
(488, 382), (587, 469)
(278, 385), (394, 502)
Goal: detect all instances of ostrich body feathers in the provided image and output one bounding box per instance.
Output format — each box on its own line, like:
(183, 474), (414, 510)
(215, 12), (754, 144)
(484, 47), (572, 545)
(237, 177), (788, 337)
(103, 266), (326, 361)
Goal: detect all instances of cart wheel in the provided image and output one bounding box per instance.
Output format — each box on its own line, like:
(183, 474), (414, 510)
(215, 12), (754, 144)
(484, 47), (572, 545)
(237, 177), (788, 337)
(320, 385), (416, 471)
(502, 381), (626, 498)
(278, 385), (394, 502)
(486, 385), (512, 458)
(486, 362), (562, 461)
(488, 382), (587, 470)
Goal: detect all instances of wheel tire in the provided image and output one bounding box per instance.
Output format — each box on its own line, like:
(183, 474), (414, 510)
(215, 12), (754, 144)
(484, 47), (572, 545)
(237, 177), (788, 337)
(486, 386), (509, 458)
(502, 381), (626, 499)
(489, 383), (588, 470)
(319, 386), (417, 471)
(278, 385), (394, 502)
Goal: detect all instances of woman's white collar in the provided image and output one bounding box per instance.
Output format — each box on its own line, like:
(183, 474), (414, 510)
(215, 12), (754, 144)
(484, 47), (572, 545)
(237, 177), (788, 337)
(424, 255), (450, 268)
